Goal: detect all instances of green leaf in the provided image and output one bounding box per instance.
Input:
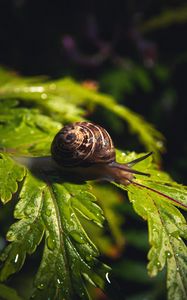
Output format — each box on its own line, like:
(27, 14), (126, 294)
(115, 151), (187, 300)
(0, 68), (165, 158)
(0, 153), (25, 203)
(0, 106), (61, 155)
(0, 284), (23, 300)
(140, 4), (187, 33)
(0, 173), (45, 281)
(100, 65), (153, 100)
(0, 170), (110, 299)
(0, 68), (187, 299)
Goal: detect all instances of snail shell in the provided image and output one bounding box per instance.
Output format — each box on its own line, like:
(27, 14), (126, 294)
(51, 122), (115, 167)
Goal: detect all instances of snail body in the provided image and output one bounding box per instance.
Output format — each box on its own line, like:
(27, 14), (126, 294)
(51, 122), (152, 185)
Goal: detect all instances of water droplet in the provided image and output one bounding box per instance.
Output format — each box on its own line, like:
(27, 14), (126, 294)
(14, 254), (19, 263)
(41, 93), (47, 99)
(47, 236), (55, 250)
(176, 267), (179, 272)
(30, 86), (44, 93)
(176, 253), (179, 257)
(165, 251), (172, 258)
(105, 272), (111, 284)
(70, 231), (85, 244)
(85, 255), (92, 262)
(156, 261), (161, 269)
(37, 283), (44, 290)
(57, 278), (62, 286)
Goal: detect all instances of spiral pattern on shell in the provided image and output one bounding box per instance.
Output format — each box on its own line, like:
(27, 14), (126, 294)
(51, 122), (115, 167)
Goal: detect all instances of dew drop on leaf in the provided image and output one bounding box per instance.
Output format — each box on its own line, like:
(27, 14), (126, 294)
(70, 230), (85, 244)
(156, 261), (161, 270)
(47, 236), (55, 250)
(57, 278), (62, 286)
(105, 272), (111, 284)
(165, 251), (172, 258)
(86, 255), (92, 262)
(14, 253), (19, 263)
(70, 212), (75, 218)
(37, 283), (45, 290)
(176, 253), (179, 257)
(41, 93), (47, 99)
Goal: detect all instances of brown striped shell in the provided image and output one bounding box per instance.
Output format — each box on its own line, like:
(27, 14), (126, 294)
(51, 122), (115, 167)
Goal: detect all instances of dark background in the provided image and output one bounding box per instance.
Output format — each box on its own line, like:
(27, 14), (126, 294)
(0, 0), (187, 299)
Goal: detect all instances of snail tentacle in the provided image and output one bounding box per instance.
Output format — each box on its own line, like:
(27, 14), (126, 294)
(108, 161), (151, 177)
(126, 152), (153, 167)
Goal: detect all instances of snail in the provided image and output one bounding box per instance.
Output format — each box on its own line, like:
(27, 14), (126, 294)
(50, 122), (152, 185)
(13, 122), (152, 184)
